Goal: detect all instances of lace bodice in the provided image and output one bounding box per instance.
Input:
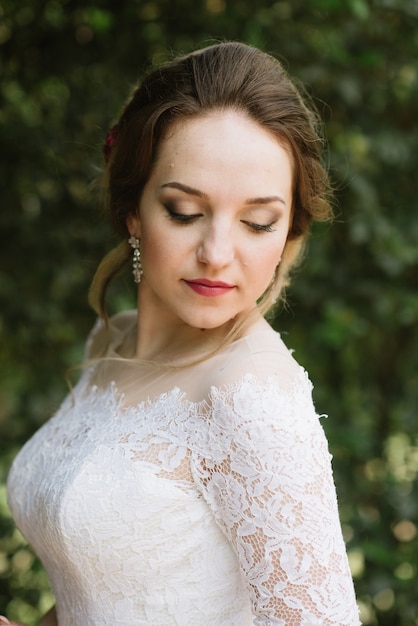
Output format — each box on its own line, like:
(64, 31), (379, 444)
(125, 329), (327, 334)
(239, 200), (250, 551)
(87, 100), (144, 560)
(8, 313), (360, 625)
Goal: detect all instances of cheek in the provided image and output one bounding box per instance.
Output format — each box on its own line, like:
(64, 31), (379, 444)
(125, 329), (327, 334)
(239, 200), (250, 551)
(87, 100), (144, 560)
(141, 224), (185, 270)
(261, 253), (281, 278)
(254, 237), (286, 272)
(142, 240), (167, 269)
(249, 250), (281, 297)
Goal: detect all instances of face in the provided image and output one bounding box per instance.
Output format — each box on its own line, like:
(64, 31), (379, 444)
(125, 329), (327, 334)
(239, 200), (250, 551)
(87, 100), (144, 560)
(127, 109), (293, 333)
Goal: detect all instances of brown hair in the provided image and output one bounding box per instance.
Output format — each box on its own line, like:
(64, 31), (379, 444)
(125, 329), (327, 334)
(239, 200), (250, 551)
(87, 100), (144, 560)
(89, 41), (332, 320)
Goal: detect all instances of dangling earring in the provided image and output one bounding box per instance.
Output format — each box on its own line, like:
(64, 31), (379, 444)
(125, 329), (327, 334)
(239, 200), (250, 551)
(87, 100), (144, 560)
(128, 236), (143, 284)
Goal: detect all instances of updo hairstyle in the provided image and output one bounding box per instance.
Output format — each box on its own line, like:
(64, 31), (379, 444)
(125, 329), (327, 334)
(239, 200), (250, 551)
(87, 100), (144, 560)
(89, 41), (333, 319)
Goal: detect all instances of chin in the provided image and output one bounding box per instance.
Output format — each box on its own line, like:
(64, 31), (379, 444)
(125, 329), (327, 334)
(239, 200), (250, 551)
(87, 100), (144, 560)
(193, 315), (236, 331)
(185, 315), (235, 332)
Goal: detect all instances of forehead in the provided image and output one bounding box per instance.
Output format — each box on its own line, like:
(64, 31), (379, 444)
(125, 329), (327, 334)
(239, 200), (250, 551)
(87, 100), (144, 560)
(163, 108), (289, 147)
(153, 109), (294, 178)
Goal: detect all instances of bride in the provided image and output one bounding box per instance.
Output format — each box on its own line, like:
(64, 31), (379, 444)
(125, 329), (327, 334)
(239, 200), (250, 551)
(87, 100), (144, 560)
(5, 42), (360, 625)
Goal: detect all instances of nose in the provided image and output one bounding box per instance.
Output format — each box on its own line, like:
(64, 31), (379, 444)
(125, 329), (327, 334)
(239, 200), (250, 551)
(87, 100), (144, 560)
(196, 222), (235, 269)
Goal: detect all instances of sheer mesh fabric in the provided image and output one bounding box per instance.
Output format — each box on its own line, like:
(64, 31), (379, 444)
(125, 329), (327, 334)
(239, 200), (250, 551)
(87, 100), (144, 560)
(8, 312), (360, 625)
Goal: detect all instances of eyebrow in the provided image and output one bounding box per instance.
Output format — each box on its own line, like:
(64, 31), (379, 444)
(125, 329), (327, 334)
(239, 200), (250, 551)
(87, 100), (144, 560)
(161, 182), (286, 207)
(160, 182), (209, 199)
(245, 195), (287, 207)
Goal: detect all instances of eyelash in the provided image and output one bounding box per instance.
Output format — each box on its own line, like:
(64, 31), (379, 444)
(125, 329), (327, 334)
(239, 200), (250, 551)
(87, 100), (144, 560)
(164, 205), (277, 233)
(243, 221), (276, 233)
(165, 205), (201, 223)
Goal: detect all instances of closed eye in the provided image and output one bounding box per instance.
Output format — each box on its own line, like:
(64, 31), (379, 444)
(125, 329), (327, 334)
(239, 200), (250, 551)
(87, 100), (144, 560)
(164, 204), (202, 224)
(242, 220), (277, 233)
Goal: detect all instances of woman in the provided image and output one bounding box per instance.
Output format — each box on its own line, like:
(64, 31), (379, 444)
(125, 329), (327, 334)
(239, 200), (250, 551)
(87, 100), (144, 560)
(5, 42), (361, 625)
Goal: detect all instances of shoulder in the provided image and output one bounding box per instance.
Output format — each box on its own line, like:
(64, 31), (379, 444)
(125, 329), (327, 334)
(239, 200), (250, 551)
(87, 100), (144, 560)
(201, 337), (321, 463)
(209, 318), (305, 393)
(84, 310), (137, 360)
(199, 318), (320, 434)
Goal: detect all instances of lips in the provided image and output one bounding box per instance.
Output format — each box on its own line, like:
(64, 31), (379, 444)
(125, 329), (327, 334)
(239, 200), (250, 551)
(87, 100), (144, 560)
(184, 278), (236, 297)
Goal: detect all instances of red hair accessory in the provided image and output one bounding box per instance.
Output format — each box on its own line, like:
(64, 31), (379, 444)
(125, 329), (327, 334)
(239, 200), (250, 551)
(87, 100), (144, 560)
(103, 124), (119, 163)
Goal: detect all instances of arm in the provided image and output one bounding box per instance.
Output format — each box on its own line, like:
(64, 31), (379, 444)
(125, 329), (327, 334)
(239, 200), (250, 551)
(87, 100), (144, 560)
(197, 373), (361, 625)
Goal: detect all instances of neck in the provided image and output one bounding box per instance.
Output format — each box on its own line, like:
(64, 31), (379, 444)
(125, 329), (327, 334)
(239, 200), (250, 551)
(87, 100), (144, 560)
(133, 291), (262, 365)
(137, 323), (230, 364)
(133, 305), (232, 366)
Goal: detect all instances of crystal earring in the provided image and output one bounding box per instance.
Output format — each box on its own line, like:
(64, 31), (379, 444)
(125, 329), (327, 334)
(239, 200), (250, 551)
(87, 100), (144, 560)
(128, 236), (143, 284)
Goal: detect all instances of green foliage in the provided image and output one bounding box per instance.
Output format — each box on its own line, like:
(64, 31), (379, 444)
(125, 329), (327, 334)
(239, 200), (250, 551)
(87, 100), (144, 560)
(1, 0), (417, 623)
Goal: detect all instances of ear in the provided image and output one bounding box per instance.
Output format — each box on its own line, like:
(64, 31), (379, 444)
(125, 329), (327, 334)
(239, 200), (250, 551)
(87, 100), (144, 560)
(126, 212), (141, 238)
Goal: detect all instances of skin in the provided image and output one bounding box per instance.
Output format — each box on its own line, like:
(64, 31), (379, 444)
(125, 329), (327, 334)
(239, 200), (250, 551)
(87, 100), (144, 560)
(127, 109), (294, 362)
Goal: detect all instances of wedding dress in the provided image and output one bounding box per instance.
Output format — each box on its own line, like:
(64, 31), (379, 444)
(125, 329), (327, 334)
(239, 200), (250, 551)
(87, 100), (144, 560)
(8, 311), (360, 625)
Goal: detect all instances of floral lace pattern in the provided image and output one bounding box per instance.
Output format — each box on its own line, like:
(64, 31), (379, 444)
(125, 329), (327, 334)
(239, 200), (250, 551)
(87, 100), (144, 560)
(8, 352), (360, 625)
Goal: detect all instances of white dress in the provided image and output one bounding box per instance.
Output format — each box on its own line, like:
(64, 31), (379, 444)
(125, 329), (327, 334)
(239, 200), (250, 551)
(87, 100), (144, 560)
(7, 311), (361, 626)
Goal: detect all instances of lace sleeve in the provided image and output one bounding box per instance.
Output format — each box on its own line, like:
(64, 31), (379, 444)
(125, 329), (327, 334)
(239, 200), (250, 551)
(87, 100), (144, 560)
(193, 371), (361, 626)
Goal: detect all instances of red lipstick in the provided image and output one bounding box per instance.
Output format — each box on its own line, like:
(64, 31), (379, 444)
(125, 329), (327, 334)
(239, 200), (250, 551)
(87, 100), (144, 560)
(184, 278), (236, 297)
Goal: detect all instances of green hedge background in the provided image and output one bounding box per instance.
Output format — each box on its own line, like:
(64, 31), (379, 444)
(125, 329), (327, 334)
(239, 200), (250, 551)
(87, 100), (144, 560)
(1, 0), (417, 624)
